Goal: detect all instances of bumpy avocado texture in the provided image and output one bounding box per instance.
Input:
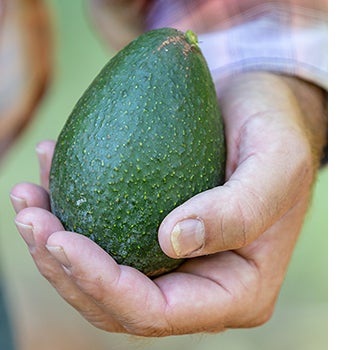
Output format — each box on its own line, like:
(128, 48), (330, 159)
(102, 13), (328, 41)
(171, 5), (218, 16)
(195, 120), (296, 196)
(49, 28), (226, 277)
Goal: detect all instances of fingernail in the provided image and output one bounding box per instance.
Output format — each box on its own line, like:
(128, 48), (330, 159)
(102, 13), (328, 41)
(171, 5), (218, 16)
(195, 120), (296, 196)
(10, 194), (27, 213)
(46, 245), (72, 268)
(35, 143), (46, 157)
(170, 219), (205, 257)
(36, 144), (46, 169)
(15, 221), (35, 248)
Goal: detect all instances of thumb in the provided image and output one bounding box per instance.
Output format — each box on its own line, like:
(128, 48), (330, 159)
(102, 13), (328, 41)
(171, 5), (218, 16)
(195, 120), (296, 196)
(158, 145), (312, 258)
(158, 182), (262, 258)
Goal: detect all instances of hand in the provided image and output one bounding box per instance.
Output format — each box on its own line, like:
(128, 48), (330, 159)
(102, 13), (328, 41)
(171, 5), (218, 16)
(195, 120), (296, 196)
(10, 72), (327, 336)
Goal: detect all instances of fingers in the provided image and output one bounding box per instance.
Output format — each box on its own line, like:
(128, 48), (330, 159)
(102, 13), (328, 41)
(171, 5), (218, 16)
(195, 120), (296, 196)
(14, 207), (169, 335)
(15, 207), (64, 249)
(14, 207), (127, 333)
(46, 231), (171, 335)
(10, 140), (55, 214)
(10, 182), (50, 213)
(36, 140), (55, 191)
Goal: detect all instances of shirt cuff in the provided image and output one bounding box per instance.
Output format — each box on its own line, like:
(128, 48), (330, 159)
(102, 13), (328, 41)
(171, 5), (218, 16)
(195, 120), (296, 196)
(197, 5), (328, 91)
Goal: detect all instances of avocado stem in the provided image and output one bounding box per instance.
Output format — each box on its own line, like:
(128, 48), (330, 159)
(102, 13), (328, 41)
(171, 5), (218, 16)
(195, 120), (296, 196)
(185, 30), (199, 48)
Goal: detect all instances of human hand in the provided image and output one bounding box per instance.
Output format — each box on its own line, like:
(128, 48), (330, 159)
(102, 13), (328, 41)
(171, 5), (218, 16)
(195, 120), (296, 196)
(10, 72), (327, 336)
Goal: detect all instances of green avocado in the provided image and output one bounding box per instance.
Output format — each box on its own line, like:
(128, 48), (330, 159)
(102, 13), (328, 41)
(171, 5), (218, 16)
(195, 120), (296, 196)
(49, 28), (226, 277)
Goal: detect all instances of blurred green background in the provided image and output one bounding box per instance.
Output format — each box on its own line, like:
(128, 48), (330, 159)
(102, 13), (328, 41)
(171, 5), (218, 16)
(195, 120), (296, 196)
(0, 1), (327, 349)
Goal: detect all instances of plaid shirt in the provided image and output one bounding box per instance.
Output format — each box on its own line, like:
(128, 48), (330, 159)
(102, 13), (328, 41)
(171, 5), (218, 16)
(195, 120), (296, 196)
(145, 0), (328, 90)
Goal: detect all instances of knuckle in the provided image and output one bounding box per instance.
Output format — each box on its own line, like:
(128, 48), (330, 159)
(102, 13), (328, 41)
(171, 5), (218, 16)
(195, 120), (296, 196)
(221, 182), (268, 249)
(219, 185), (249, 249)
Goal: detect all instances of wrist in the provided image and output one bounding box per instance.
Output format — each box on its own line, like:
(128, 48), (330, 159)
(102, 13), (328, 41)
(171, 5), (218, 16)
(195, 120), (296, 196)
(279, 74), (328, 169)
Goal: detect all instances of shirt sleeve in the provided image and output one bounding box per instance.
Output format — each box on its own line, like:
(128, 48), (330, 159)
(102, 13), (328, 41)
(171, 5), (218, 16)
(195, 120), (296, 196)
(146, 2), (328, 91)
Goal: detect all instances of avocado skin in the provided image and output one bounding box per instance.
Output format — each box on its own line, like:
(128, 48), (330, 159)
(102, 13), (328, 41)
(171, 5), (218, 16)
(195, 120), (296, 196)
(49, 28), (226, 277)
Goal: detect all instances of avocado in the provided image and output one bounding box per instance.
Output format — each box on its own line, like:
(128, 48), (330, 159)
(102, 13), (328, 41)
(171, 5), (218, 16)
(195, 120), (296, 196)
(49, 28), (226, 277)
